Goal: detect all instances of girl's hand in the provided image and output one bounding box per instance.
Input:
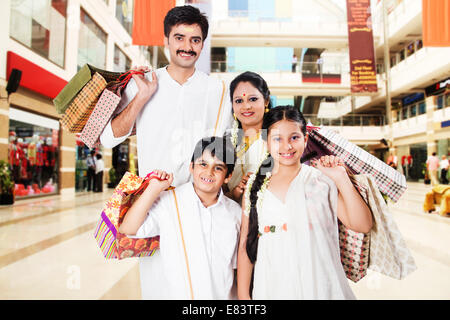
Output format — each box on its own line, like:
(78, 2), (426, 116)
(232, 172), (253, 200)
(312, 155), (347, 183)
(148, 170), (173, 192)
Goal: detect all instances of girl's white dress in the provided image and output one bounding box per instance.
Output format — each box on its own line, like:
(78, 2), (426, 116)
(247, 164), (356, 300)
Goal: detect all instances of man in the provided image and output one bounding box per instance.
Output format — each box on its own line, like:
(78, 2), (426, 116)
(86, 151), (96, 191)
(426, 152), (440, 186)
(440, 155), (449, 184)
(100, 5), (232, 299)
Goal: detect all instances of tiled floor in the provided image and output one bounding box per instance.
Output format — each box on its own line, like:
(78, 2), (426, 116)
(0, 183), (448, 300)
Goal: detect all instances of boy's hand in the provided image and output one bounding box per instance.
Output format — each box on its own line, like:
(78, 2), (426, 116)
(148, 170), (173, 192)
(312, 155), (347, 183)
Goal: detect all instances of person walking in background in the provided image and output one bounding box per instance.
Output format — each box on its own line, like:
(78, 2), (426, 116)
(94, 154), (104, 193)
(426, 152), (440, 186)
(86, 151), (96, 191)
(440, 155), (449, 184)
(387, 153), (398, 169)
(292, 54), (297, 73)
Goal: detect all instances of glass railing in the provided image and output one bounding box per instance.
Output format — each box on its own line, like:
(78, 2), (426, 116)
(303, 114), (386, 127)
(211, 60), (349, 76)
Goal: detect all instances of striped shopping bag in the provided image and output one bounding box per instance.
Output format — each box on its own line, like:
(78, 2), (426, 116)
(94, 172), (160, 259)
(304, 125), (407, 202)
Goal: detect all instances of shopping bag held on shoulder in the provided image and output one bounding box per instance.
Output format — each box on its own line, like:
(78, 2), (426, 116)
(54, 64), (123, 114)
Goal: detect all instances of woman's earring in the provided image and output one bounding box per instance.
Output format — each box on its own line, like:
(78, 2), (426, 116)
(233, 113), (237, 120)
(265, 104), (269, 113)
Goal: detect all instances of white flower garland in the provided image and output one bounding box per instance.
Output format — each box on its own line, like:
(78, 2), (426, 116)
(231, 118), (239, 148)
(244, 170), (272, 217)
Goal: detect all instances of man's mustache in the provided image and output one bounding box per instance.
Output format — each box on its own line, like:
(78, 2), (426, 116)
(177, 50), (197, 56)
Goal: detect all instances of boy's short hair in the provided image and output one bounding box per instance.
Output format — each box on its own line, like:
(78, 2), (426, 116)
(164, 5), (209, 41)
(191, 136), (236, 175)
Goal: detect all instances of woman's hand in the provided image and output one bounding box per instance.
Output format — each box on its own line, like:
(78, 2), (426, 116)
(231, 172), (253, 201)
(312, 155), (347, 183)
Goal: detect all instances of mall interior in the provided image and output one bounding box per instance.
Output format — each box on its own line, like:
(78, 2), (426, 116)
(0, 0), (449, 300)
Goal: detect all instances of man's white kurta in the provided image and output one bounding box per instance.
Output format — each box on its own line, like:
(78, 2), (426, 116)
(133, 183), (241, 299)
(100, 67), (233, 299)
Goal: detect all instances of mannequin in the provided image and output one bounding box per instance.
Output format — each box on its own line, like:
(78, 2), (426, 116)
(28, 134), (39, 184)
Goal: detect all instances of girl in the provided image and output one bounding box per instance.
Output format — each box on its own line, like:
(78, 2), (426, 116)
(227, 72), (270, 203)
(237, 106), (373, 300)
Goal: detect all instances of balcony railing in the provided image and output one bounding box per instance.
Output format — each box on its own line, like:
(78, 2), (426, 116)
(303, 114), (386, 127)
(211, 60), (348, 84)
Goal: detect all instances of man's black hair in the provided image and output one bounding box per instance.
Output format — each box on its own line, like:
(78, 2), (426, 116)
(164, 5), (209, 41)
(191, 135), (236, 175)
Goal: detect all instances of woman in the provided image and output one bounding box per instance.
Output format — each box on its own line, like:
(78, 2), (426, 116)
(226, 72), (270, 203)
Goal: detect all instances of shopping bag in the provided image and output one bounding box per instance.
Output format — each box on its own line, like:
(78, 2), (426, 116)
(355, 174), (417, 279)
(53, 64), (122, 114)
(93, 171), (161, 259)
(338, 175), (371, 282)
(60, 72), (107, 133)
(78, 70), (142, 148)
(303, 125), (407, 202)
(79, 88), (120, 149)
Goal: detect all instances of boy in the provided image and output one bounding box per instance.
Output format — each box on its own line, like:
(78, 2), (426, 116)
(119, 136), (241, 299)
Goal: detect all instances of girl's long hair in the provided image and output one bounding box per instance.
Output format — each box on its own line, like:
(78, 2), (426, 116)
(246, 106), (307, 263)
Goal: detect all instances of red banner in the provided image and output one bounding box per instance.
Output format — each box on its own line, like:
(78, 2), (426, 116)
(346, 0), (378, 93)
(132, 0), (175, 46)
(423, 0), (450, 47)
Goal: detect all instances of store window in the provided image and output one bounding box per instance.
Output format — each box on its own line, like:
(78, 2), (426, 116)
(410, 104), (417, 117)
(78, 9), (107, 70)
(415, 39), (423, 51)
(113, 45), (132, 72)
(10, 0), (67, 67)
(436, 95), (444, 110)
(75, 135), (103, 192)
(418, 101), (426, 115)
(399, 50), (405, 62)
(8, 108), (59, 198)
(401, 106), (408, 120)
(229, 0), (249, 17)
(406, 42), (415, 57)
(116, 0), (134, 34)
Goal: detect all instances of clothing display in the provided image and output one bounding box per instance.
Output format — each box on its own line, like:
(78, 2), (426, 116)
(7, 127), (59, 197)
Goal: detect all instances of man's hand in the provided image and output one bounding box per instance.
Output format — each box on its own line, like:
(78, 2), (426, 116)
(131, 66), (158, 103)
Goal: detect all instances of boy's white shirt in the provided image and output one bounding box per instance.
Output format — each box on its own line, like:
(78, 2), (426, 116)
(131, 182), (241, 300)
(99, 67), (233, 300)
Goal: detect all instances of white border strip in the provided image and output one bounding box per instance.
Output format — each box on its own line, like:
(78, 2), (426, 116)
(9, 107), (60, 130)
